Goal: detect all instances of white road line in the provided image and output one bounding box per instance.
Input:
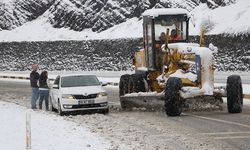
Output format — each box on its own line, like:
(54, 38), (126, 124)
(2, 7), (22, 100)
(186, 114), (250, 129)
(108, 102), (120, 104)
(214, 136), (250, 140)
(201, 132), (250, 135)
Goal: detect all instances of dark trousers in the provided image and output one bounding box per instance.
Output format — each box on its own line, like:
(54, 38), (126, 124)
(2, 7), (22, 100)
(39, 90), (49, 110)
(31, 88), (39, 109)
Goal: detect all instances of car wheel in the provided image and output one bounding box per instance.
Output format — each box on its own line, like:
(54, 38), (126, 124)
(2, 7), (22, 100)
(57, 100), (64, 116)
(49, 96), (56, 112)
(101, 108), (109, 114)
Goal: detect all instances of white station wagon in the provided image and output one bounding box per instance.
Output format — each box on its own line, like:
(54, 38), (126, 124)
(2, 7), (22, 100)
(49, 74), (109, 115)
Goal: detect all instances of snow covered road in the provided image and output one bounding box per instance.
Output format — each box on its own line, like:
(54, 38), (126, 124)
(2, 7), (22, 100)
(0, 101), (111, 150)
(1, 79), (250, 149)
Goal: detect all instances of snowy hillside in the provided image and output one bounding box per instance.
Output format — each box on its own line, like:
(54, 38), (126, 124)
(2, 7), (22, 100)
(1, 0), (248, 41)
(190, 0), (250, 35)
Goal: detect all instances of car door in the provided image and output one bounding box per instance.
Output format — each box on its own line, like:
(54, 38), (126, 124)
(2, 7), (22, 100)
(51, 76), (60, 109)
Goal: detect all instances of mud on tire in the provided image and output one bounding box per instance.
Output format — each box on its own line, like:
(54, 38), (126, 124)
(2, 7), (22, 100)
(128, 74), (146, 93)
(120, 74), (147, 110)
(165, 77), (183, 116)
(119, 74), (130, 96)
(119, 74), (130, 110)
(227, 75), (243, 113)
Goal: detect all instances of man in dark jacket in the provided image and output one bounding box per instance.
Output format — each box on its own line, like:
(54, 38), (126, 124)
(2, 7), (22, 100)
(30, 64), (40, 109)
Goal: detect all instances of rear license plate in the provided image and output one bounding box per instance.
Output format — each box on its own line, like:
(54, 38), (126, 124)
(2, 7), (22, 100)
(78, 100), (94, 105)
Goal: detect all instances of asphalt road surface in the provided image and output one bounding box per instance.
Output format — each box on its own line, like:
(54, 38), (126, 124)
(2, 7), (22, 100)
(1, 80), (250, 149)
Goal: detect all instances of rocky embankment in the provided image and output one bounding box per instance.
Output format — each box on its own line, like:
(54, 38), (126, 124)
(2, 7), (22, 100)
(0, 35), (249, 71)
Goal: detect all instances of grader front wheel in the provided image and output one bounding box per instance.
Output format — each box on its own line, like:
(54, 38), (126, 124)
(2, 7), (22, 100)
(119, 74), (130, 96)
(119, 74), (130, 110)
(165, 77), (183, 116)
(227, 75), (243, 113)
(128, 74), (146, 93)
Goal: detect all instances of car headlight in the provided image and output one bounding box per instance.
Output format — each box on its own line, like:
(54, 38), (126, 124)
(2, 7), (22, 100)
(97, 92), (107, 98)
(62, 94), (75, 99)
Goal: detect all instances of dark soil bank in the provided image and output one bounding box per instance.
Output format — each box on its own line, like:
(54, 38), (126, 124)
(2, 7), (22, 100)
(0, 35), (249, 71)
(190, 34), (250, 71)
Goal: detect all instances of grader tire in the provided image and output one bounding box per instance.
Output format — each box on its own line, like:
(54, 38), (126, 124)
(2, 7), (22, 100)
(128, 74), (146, 93)
(128, 75), (134, 93)
(119, 74), (130, 110)
(119, 74), (130, 96)
(165, 77), (183, 116)
(133, 74), (146, 93)
(227, 75), (243, 113)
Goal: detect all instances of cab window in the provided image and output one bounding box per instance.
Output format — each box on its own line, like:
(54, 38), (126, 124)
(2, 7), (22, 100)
(154, 15), (188, 42)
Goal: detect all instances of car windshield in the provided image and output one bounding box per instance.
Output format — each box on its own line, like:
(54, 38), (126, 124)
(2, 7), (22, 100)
(61, 75), (100, 87)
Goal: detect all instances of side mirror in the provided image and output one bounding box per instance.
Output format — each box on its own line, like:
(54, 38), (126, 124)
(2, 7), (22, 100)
(100, 82), (108, 87)
(52, 84), (59, 89)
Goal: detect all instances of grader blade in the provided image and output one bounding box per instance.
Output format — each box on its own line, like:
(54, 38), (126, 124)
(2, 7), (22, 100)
(120, 94), (223, 111)
(184, 96), (223, 111)
(120, 95), (165, 111)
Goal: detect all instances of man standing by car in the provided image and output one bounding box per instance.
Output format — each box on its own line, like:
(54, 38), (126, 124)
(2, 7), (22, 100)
(30, 64), (40, 109)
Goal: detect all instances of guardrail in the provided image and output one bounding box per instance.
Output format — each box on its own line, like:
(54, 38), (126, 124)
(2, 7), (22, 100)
(0, 75), (249, 97)
(244, 94), (250, 99)
(0, 75), (119, 86)
(0, 75), (30, 80)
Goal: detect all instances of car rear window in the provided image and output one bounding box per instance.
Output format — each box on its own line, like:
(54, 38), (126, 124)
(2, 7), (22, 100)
(61, 75), (100, 87)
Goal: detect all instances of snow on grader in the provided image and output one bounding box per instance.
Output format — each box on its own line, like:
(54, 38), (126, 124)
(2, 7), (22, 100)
(119, 8), (244, 116)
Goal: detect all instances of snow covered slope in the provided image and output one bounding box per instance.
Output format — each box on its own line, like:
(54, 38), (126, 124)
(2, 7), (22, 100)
(190, 0), (250, 35)
(1, 0), (248, 41)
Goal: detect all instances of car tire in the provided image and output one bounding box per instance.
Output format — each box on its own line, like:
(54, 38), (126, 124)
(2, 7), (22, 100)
(101, 108), (109, 114)
(57, 100), (64, 116)
(49, 96), (57, 112)
(165, 77), (183, 116)
(227, 75), (243, 113)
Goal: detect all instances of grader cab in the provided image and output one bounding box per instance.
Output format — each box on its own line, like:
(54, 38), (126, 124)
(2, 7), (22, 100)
(119, 8), (244, 116)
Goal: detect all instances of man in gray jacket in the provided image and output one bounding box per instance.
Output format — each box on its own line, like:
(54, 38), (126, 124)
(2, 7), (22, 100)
(30, 64), (40, 109)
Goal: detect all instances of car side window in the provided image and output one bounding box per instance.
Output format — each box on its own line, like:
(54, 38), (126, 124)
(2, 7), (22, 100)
(54, 76), (60, 85)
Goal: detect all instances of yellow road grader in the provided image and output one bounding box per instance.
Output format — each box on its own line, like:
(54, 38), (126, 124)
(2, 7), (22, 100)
(119, 8), (244, 116)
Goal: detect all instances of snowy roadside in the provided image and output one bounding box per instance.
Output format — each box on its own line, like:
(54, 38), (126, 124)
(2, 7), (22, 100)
(0, 101), (111, 150)
(0, 71), (133, 78)
(0, 97), (235, 150)
(214, 83), (250, 106)
(0, 71), (130, 86)
(1, 70), (250, 93)
(0, 70), (250, 85)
